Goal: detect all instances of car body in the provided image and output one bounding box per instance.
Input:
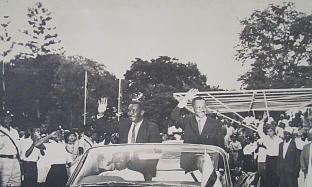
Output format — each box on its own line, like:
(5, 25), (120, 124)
(67, 143), (258, 187)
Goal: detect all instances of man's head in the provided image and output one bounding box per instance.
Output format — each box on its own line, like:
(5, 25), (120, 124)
(231, 134), (238, 142)
(1, 110), (13, 129)
(266, 124), (276, 137)
(91, 132), (98, 142)
(67, 131), (77, 143)
(283, 127), (293, 142)
(112, 152), (130, 171)
(191, 97), (207, 118)
(127, 102), (145, 123)
(196, 154), (205, 173)
(84, 125), (94, 137)
(30, 127), (41, 141)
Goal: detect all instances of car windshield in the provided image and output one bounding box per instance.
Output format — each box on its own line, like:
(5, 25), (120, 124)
(67, 144), (232, 187)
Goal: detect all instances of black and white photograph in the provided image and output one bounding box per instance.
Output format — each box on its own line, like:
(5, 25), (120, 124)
(0, 0), (311, 186)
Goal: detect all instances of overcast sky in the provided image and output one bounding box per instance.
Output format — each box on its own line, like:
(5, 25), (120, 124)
(1, 0), (311, 90)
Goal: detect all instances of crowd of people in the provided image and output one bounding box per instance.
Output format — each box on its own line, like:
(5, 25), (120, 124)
(218, 110), (312, 187)
(0, 88), (311, 187)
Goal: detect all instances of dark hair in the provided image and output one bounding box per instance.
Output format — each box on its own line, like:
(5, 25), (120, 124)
(129, 101), (145, 111)
(191, 97), (206, 107)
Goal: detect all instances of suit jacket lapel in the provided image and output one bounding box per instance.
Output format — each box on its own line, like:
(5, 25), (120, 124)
(284, 140), (295, 160)
(136, 119), (147, 143)
(200, 118), (210, 138)
(284, 140), (291, 159)
(190, 117), (200, 137)
(120, 119), (132, 143)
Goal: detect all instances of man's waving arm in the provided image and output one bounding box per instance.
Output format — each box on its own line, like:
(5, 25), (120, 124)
(170, 89), (199, 129)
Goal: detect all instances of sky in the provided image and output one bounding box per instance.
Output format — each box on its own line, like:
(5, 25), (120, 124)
(1, 0), (312, 90)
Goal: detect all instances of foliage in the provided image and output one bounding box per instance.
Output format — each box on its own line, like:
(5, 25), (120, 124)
(1, 15), (15, 110)
(2, 55), (118, 130)
(4, 55), (62, 128)
(0, 16), (15, 59)
(47, 55), (118, 129)
(18, 2), (65, 58)
(236, 2), (312, 89)
(123, 56), (217, 132)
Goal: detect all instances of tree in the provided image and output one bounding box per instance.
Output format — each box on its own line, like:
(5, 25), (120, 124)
(47, 56), (118, 129)
(235, 2), (312, 89)
(0, 16), (14, 60)
(0, 15), (15, 109)
(4, 55), (62, 128)
(123, 56), (217, 132)
(18, 2), (65, 58)
(4, 54), (118, 130)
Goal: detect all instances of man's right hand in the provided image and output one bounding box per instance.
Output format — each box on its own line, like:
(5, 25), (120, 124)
(98, 97), (108, 114)
(177, 88), (199, 108)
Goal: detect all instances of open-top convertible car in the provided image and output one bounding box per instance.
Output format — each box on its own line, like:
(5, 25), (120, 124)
(67, 143), (258, 187)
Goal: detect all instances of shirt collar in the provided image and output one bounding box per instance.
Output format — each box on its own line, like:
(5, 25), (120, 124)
(132, 119), (143, 127)
(195, 116), (207, 123)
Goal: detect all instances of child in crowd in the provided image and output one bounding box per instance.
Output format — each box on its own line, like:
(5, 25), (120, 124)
(229, 134), (242, 169)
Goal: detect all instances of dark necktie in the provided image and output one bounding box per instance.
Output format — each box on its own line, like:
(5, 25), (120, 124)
(131, 124), (136, 143)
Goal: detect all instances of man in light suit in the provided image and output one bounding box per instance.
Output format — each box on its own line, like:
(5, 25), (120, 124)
(96, 98), (161, 180)
(300, 130), (312, 186)
(170, 89), (224, 172)
(277, 127), (300, 187)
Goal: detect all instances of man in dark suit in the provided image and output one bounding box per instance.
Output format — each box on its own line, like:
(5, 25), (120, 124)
(170, 89), (224, 147)
(96, 98), (161, 144)
(96, 97), (161, 180)
(277, 127), (300, 187)
(170, 89), (224, 172)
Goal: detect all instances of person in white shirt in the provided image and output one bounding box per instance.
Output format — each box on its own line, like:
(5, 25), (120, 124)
(20, 126), (46, 187)
(99, 151), (144, 181)
(257, 112), (283, 187)
(255, 137), (267, 187)
(0, 110), (21, 187)
(78, 125), (95, 154)
(185, 154), (222, 186)
(294, 129), (309, 187)
(44, 128), (72, 187)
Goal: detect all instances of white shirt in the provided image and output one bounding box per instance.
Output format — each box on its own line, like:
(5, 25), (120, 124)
(99, 168), (144, 181)
(256, 138), (267, 162)
(185, 170), (202, 182)
(257, 122), (283, 156)
(80, 136), (94, 152)
(243, 142), (257, 155)
(45, 140), (72, 165)
(127, 120), (143, 143)
(195, 116), (207, 135)
(226, 126), (235, 137)
(0, 126), (20, 155)
(282, 140), (291, 159)
(295, 138), (309, 150)
(20, 138), (41, 162)
(263, 135), (282, 156)
(244, 116), (255, 126)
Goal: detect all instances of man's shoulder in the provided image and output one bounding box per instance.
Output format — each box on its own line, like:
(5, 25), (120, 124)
(143, 119), (158, 127)
(303, 143), (311, 150)
(206, 117), (222, 126)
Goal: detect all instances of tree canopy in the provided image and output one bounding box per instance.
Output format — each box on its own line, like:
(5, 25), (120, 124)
(2, 55), (118, 130)
(236, 2), (312, 89)
(18, 2), (65, 58)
